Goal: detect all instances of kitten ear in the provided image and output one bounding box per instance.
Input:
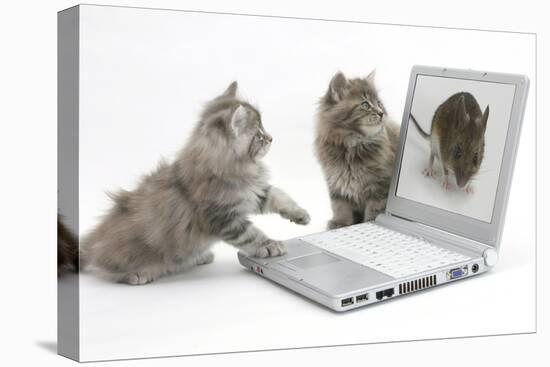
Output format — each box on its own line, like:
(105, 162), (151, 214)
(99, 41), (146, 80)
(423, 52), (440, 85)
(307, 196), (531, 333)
(221, 81), (238, 98)
(366, 69), (376, 84)
(230, 105), (247, 135)
(329, 72), (348, 102)
(481, 105), (490, 131)
(455, 94), (470, 128)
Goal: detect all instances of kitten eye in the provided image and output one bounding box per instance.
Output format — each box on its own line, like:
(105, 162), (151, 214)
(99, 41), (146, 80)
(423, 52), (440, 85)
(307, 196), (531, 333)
(453, 145), (462, 159)
(472, 152), (478, 165)
(361, 101), (371, 109)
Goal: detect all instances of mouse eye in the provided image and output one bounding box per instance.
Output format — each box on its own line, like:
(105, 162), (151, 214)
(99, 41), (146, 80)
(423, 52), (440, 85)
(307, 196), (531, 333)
(473, 152), (479, 166)
(361, 101), (371, 109)
(453, 145), (462, 159)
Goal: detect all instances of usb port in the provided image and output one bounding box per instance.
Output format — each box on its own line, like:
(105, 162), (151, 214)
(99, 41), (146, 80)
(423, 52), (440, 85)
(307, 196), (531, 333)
(356, 293), (369, 303)
(341, 297), (354, 307)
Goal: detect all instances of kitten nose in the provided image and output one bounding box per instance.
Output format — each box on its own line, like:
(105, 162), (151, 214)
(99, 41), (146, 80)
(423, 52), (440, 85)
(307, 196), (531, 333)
(377, 111), (384, 118)
(265, 134), (273, 143)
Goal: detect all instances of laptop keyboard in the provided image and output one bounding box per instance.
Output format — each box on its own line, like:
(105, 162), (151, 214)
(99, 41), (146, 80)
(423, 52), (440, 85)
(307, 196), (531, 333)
(300, 222), (471, 278)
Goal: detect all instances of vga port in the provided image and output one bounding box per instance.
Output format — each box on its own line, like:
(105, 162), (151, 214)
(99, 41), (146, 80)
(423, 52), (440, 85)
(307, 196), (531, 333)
(447, 266), (468, 280)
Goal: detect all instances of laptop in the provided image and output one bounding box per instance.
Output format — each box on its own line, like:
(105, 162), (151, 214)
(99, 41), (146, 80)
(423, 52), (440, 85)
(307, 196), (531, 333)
(238, 65), (529, 312)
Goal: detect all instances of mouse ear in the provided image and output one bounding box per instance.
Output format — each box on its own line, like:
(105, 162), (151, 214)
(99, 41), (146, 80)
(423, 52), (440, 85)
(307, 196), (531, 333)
(481, 105), (490, 131)
(455, 94), (470, 129)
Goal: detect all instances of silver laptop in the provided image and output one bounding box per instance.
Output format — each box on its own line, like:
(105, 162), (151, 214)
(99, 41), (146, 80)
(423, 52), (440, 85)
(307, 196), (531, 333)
(238, 65), (529, 312)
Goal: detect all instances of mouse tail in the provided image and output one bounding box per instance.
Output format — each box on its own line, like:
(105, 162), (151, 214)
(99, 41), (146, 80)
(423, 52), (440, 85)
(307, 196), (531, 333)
(410, 114), (430, 139)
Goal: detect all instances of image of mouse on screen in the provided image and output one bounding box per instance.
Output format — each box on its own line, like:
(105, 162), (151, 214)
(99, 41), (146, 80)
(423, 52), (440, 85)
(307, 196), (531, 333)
(75, 82), (311, 285)
(410, 92), (489, 193)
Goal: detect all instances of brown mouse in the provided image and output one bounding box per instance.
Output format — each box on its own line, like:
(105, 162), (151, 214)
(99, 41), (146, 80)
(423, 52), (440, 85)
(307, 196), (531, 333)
(410, 92), (489, 192)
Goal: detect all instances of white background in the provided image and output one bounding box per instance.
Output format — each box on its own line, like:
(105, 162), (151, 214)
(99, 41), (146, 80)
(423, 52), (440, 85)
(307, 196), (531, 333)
(0, 0), (547, 366)
(73, 4), (536, 361)
(397, 75), (516, 222)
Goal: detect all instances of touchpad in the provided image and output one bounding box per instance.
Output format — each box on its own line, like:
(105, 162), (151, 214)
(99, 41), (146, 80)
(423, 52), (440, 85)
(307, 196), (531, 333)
(287, 252), (340, 269)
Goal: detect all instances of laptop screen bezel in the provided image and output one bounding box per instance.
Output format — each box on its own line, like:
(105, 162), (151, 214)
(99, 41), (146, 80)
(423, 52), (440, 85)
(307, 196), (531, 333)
(386, 65), (529, 248)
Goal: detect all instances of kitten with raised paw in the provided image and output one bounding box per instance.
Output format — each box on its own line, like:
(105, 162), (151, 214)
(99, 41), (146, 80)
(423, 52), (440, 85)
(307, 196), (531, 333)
(315, 70), (400, 229)
(80, 82), (310, 285)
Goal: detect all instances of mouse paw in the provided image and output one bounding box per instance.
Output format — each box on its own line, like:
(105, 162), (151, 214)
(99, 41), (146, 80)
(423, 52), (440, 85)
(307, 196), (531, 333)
(422, 167), (434, 177)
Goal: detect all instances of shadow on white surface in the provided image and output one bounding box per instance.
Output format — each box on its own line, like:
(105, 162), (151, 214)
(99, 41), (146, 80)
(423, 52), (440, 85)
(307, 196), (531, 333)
(36, 341), (57, 355)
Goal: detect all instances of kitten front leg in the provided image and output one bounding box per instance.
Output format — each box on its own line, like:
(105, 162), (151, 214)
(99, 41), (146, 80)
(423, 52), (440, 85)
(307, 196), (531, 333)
(328, 194), (355, 229)
(219, 218), (285, 258)
(195, 250), (215, 266)
(363, 197), (388, 222)
(260, 186), (310, 225)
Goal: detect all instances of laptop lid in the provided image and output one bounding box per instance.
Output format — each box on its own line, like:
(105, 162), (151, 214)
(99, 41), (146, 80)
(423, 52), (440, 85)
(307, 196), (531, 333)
(386, 65), (529, 248)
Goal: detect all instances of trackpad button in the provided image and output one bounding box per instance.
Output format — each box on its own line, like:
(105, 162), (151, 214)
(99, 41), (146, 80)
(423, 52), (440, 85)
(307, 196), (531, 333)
(287, 252), (340, 269)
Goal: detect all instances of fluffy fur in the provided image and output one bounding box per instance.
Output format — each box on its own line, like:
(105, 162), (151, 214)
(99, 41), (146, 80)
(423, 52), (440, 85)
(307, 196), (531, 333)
(81, 82), (310, 285)
(58, 215), (78, 276)
(315, 71), (400, 229)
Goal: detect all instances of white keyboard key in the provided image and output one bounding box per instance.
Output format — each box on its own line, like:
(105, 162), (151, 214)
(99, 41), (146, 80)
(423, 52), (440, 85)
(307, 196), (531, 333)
(301, 222), (470, 278)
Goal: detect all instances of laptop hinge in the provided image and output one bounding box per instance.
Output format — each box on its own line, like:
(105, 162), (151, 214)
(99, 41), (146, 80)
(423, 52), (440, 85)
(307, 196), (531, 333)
(377, 213), (491, 256)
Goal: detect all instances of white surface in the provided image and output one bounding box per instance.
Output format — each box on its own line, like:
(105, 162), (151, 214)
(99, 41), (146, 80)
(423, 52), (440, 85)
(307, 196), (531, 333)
(397, 75), (516, 222)
(74, 4), (536, 361)
(302, 222), (470, 278)
(1, 0), (547, 366)
(75, 230), (535, 361)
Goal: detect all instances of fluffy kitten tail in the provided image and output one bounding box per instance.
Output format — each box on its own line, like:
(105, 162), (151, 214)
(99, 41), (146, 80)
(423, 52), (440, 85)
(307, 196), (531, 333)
(410, 114), (430, 139)
(58, 216), (79, 276)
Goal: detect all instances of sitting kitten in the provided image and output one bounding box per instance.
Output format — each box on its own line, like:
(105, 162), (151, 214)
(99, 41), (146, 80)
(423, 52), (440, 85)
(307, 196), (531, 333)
(315, 71), (400, 229)
(81, 82), (310, 285)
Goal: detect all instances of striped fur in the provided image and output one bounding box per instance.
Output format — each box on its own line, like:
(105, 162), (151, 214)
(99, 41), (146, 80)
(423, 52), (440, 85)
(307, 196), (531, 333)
(81, 82), (310, 285)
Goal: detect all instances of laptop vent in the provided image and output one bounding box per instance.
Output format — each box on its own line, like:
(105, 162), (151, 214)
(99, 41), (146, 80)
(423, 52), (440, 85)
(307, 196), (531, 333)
(399, 275), (437, 295)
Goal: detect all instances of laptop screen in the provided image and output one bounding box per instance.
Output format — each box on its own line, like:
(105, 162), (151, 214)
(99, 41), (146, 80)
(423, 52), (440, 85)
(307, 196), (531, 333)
(395, 74), (516, 223)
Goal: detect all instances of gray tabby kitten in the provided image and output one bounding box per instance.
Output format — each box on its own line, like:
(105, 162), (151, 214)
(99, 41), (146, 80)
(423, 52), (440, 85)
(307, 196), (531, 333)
(82, 82), (310, 285)
(315, 71), (400, 229)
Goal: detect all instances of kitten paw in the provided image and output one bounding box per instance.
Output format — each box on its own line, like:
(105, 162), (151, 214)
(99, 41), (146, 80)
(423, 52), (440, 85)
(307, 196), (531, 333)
(196, 251), (215, 265)
(327, 220), (350, 230)
(254, 240), (286, 258)
(287, 207), (310, 225)
(122, 272), (156, 285)
(464, 185), (475, 194)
